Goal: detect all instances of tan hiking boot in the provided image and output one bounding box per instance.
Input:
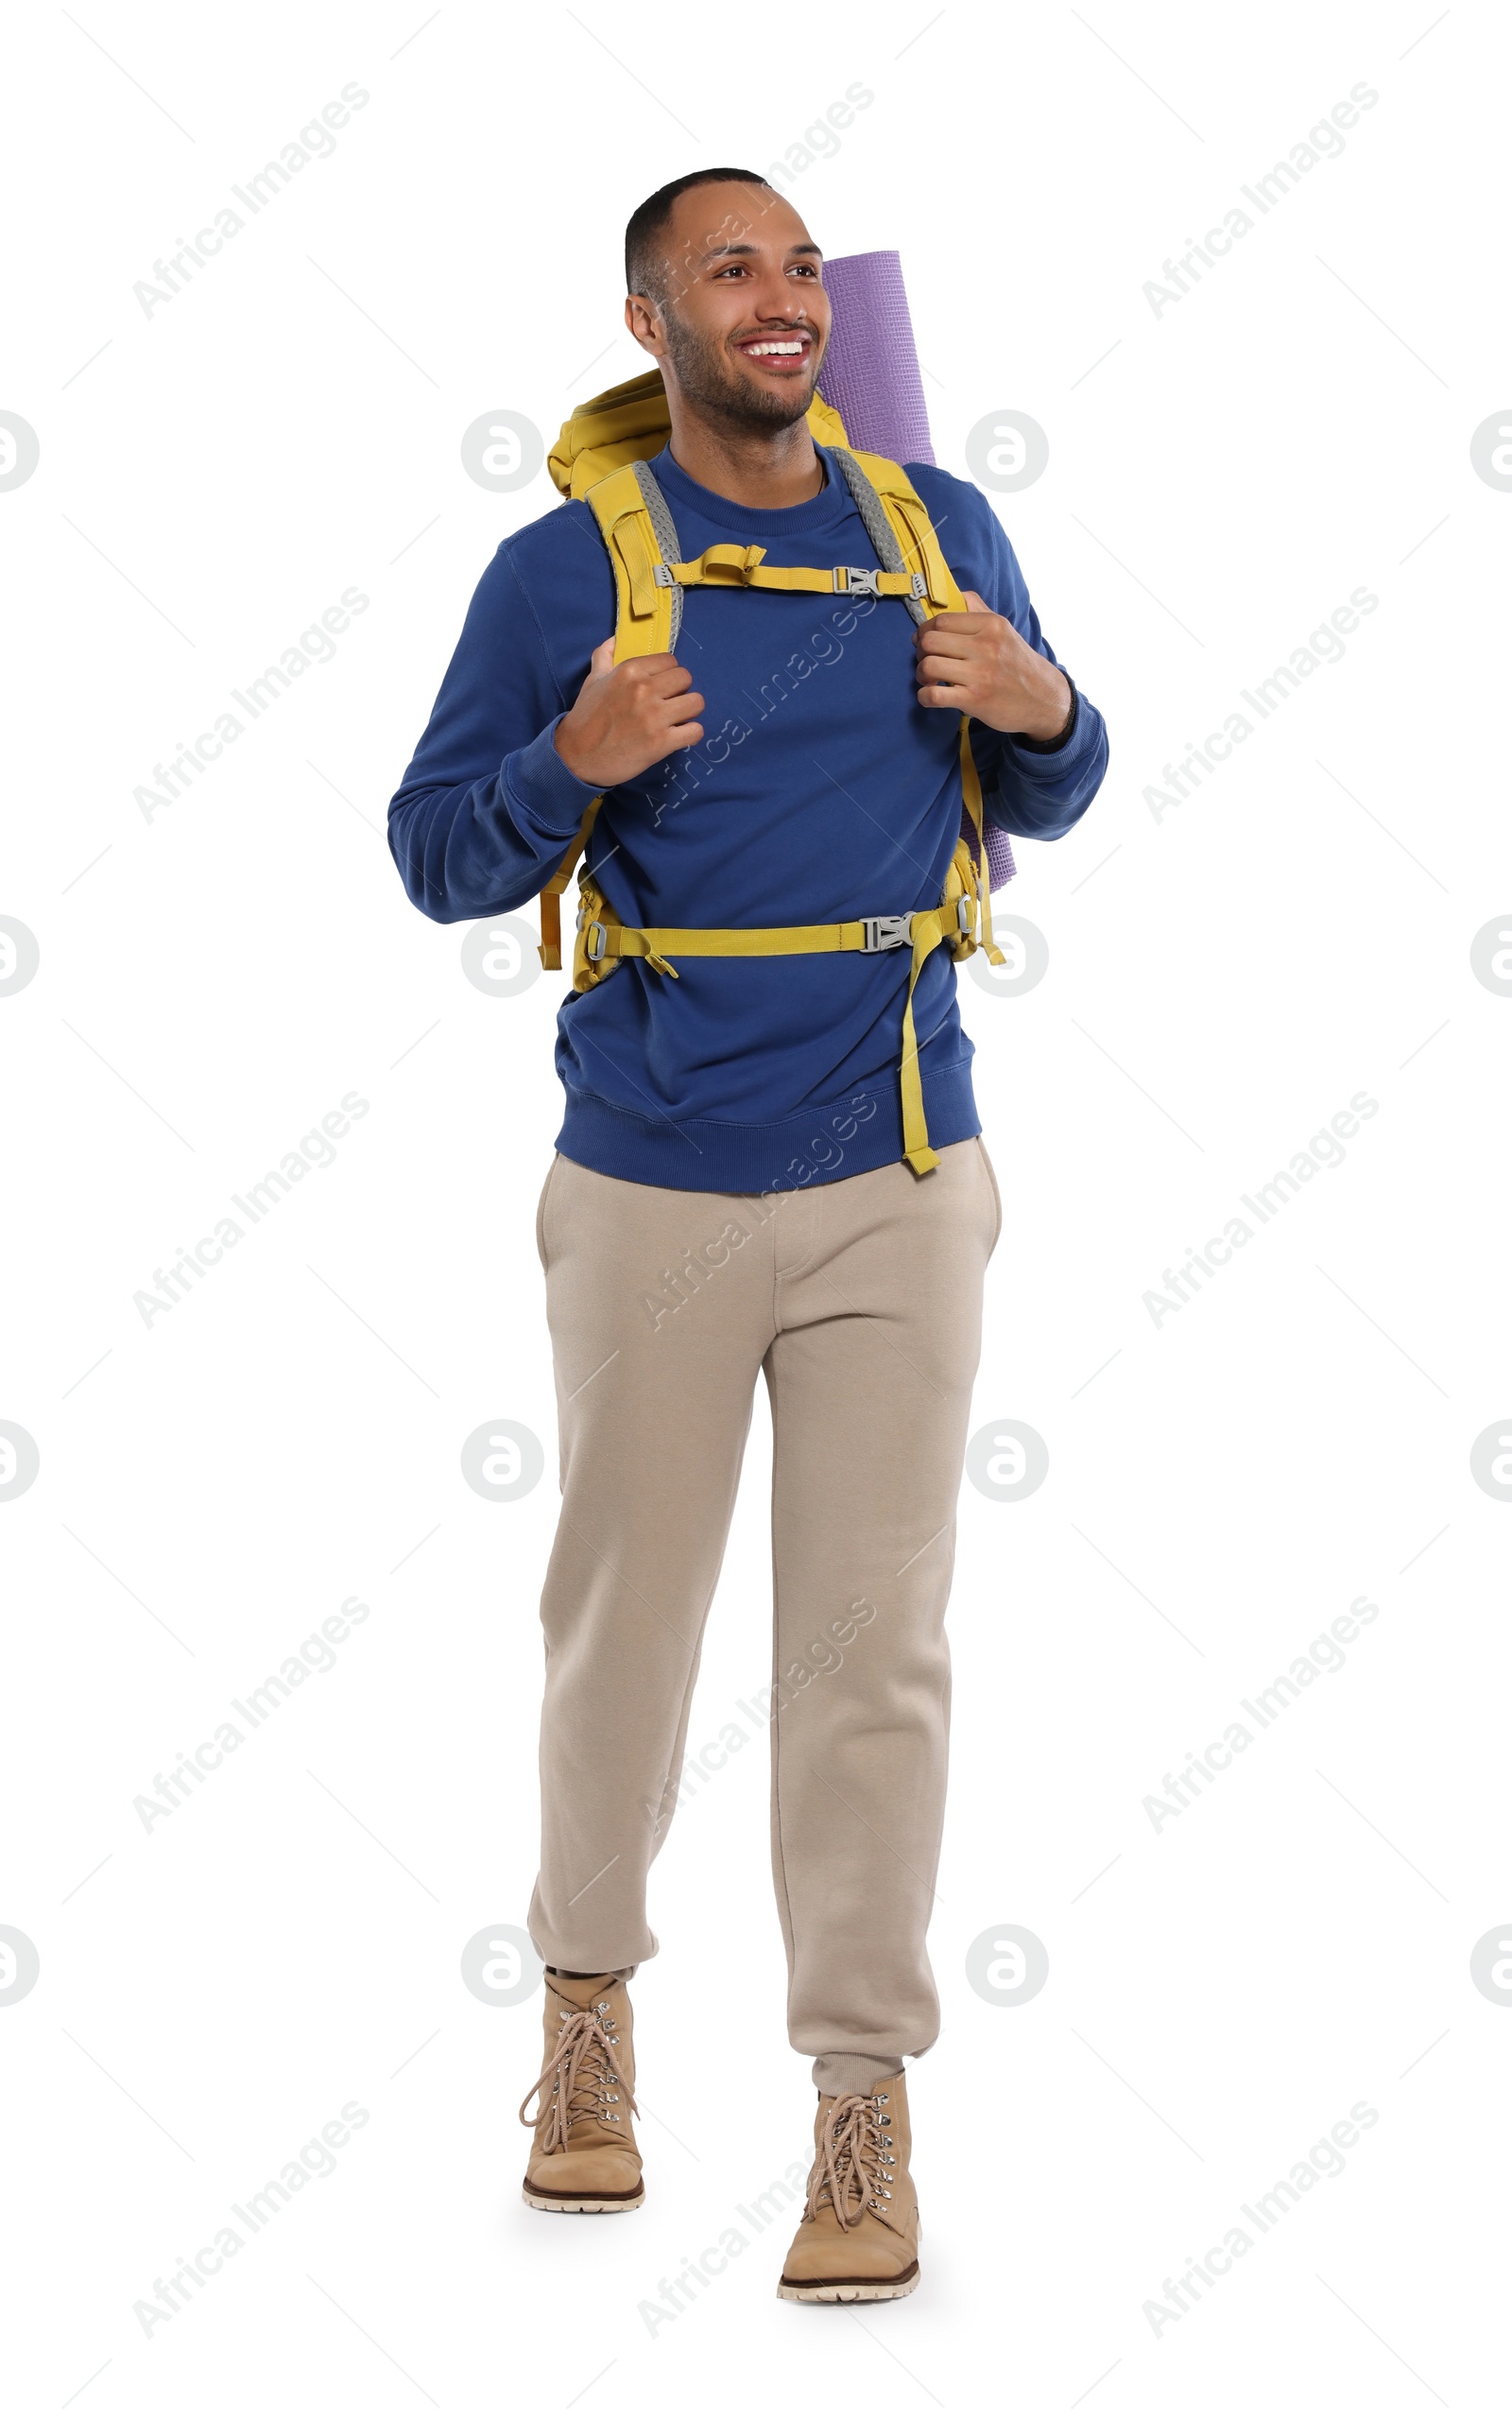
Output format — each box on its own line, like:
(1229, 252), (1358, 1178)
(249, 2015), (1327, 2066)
(777, 2071), (919, 2302)
(518, 1970), (644, 2213)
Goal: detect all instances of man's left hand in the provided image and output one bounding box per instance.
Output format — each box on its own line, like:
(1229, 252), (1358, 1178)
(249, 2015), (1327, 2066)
(914, 588), (1071, 741)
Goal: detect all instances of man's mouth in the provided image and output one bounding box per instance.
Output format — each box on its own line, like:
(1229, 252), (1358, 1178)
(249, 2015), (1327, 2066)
(735, 333), (813, 370)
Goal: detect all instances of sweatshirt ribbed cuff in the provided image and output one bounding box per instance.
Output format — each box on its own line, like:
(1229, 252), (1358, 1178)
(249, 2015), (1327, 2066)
(504, 716), (604, 838)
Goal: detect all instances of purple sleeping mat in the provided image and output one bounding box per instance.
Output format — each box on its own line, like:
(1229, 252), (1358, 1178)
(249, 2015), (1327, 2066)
(819, 251), (1016, 891)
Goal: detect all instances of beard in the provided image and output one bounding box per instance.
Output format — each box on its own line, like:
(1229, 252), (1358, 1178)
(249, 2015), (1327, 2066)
(660, 303), (822, 435)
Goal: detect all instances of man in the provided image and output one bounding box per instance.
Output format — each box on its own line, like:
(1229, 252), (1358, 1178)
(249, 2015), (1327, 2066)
(387, 168), (1107, 2303)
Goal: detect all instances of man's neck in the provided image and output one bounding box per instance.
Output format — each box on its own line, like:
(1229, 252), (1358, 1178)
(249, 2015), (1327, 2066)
(664, 408), (825, 510)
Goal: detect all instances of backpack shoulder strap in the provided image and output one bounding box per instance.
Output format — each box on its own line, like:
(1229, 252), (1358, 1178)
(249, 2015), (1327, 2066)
(828, 448), (966, 619)
(830, 448), (1004, 968)
(583, 459), (685, 658)
(538, 462), (688, 970)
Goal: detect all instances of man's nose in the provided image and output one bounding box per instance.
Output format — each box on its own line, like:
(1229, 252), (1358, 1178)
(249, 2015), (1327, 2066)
(749, 274), (811, 321)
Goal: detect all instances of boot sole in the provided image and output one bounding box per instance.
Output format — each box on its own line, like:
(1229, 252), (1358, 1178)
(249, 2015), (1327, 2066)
(521, 2180), (644, 2215)
(777, 2260), (919, 2303)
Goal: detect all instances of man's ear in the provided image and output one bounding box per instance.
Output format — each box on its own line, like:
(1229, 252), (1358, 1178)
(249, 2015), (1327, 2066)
(626, 293), (663, 360)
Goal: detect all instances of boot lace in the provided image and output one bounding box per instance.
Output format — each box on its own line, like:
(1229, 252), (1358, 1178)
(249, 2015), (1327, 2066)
(518, 2000), (637, 2153)
(804, 2089), (899, 2231)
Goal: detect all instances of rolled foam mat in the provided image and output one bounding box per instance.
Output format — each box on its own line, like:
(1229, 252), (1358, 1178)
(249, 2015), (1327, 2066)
(820, 252), (1016, 890)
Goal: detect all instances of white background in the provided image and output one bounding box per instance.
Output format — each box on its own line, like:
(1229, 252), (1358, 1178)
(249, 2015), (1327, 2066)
(4, 1), (1509, 2410)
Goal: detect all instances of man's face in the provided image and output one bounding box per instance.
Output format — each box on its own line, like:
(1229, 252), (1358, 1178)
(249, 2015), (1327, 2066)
(628, 183), (831, 434)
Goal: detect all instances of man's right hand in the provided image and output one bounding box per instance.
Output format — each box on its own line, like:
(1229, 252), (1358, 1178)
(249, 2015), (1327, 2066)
(553, 639), (706, 788)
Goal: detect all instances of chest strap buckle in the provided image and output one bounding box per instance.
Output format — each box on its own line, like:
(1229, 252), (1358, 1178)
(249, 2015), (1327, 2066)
(860, 914), (913, 953)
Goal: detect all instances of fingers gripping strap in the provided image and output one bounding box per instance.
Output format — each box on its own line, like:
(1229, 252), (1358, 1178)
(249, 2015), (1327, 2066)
(836, 458), (1002, 976)
(832, 446), (1004, 979)
(542, 464), (683, 966)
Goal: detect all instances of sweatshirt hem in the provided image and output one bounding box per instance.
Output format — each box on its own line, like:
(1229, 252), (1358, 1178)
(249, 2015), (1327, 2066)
(552, 1059), (981, 1192)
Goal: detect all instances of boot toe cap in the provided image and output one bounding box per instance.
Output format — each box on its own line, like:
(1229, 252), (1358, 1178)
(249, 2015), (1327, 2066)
(525, 2147), (643, 2202)
(781, 2214), (916, 2284)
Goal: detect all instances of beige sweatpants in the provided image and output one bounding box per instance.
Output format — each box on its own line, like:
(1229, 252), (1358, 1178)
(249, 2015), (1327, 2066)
(526, 1133), (1001, 2096)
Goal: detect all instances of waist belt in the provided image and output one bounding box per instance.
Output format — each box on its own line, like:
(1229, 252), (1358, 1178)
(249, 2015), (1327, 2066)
(571, 835), (985, 1177)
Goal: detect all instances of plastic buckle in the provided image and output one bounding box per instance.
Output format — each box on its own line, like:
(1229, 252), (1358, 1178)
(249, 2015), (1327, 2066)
(838, 566), (881, 598)
(859, 914), (912, 953)
(584, 923), (606, 962)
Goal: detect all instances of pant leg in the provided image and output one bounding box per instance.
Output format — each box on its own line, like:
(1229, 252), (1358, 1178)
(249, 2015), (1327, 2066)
(526, 1151), (777, 1972)
(760, 1137), (999, 2093)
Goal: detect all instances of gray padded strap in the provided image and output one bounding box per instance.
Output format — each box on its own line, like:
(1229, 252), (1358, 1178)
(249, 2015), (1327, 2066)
(828, 447), (929, 626)
(629, 459), (683, 648)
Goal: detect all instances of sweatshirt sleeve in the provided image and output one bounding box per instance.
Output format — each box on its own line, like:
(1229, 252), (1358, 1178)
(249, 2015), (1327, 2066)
(387, 535), (606, 924)
(963, 505), (1109, 845)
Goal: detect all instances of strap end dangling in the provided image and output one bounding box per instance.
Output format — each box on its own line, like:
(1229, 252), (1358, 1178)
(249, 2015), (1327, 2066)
(645, 953), (679, 978)
(904, 1143), (941, 1175)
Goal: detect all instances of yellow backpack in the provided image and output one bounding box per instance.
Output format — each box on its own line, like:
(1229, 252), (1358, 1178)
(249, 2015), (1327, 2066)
(540, 370), (1005, 1176)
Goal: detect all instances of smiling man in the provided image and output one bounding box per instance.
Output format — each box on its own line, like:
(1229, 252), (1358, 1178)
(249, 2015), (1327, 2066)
(387, 168), (1108, 2303)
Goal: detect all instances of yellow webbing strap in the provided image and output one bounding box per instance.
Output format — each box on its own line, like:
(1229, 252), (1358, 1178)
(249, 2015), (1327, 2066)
(572, 841), (980, 1176)
(662, 544), (919, 600)
(957, 721), (1004, 970)
(538, 798), (601, 971)
(585, 462), (678, 657)
(536, 464), (670, 968)
(850, 450), (1008, 976)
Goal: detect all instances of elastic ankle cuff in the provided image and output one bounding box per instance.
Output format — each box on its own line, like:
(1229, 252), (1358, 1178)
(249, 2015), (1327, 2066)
(812, 2052), (904, 2097)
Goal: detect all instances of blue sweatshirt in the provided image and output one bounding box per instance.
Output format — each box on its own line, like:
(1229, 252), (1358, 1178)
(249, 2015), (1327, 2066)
(387, 443), (1108, 1192)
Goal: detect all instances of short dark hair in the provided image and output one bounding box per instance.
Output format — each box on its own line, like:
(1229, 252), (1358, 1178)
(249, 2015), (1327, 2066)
(625, 167), (773, 303)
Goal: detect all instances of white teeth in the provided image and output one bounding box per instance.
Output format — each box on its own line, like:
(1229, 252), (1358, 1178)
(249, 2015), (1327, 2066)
(745, 340), (804, 356)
